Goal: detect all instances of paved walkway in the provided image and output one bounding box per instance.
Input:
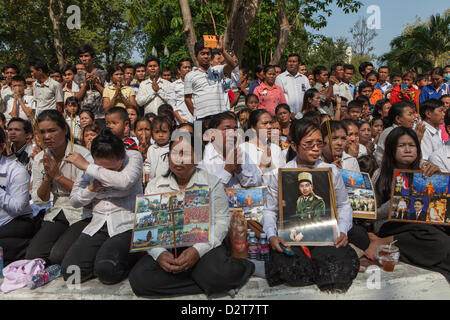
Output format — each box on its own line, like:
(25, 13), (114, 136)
(0, 262), (448, 300)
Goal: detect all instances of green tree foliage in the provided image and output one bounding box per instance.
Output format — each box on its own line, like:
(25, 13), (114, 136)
(380, 12), (449, 72)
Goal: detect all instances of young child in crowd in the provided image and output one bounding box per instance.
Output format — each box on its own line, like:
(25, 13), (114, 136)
(419, 99), (445, 161)
(64, 96), (82, 144)
(144, 115), (172, 183)
(105, 107), (138, 151)
(237, 107), (251, 130)
(7, 75), (34, 121)
(390, 71), (419, 109)
(245, 94), (259, 111)
(81, 123), (101, 151)
(346, 100), (363, 121)
(363, 71), (383, 105)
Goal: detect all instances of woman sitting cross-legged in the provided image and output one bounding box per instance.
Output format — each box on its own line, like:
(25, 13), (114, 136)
(128, 132), (254, 297)
(61, 128), (143, 284)
(25, 110), (93, 265)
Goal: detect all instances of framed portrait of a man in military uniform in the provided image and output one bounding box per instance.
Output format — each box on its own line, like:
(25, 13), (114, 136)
(278, 168), (338, 245)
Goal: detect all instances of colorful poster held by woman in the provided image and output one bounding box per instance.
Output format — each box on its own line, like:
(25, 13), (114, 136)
(389, 170), (450, 226)
(130, 188), (212, 252)
(338, 169), (377, 219)
(278, 168), (338, 246)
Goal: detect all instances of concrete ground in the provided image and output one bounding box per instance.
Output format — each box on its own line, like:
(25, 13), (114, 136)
(0, 261), (448, 300)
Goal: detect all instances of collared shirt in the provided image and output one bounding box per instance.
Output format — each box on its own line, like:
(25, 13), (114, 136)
(70, 150), (143, 237)
(145, 168), (229, 260)
(8, 142), (33, 173)
(168, 79), (194, 123)
(253, 82), (287, 115)
(0, 155), (33, 227)
(136, 77), (171, 115)
(32, 78), (63, 114)
(5, 95), (34, 121)
(197, 142), (262, 188)
(31, 143), (93, 225)
(144, 143), (169, 179)
(341, 151), (360, 172)
(419, 83), (450, 103)
(429, 142), (450, 172)
(275, 71), (311, 114)
(378, 81), (392, 94)
(184, 65), (228, 119)
(73, 70), (108, 119)
(333, 81), (353, 102)
(313, 82), (334, 116)
(421, 121), (444, 161)
(347, 83), (356, 98)
(262, 158), (353, 240)
(375, 124), (398, 166)
(102, 85), (135, 108)
(239, 142), (286, 186)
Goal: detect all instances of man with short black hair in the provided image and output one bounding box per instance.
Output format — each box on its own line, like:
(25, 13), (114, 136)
(354, 62), (374, 96)
(73, 44), (107, 124)
(136, 56), (172, 115)
(30, 58), (64, 114)
(0, 64), (20, 113)
(343, 64), (356, 98)
(275, 53), (310, 115)
(184, 36), (237, 120)
(378, 66), (392, 93)
(6, 118), (33, 171)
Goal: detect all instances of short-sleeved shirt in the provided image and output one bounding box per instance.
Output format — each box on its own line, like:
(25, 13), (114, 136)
(5, 95), (34, 121)
(73, 69), (108, 119)
(184, 65), (229, 119)
(275, 71), (310, 114)
(168, 79), (194, 122)
(253, 82), (287, 116)
(0, 85), (14, 113)
(33, 78), (63, 115)
(102, 86), (135, 108)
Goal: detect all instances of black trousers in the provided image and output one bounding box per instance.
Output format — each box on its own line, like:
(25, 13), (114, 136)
(0, 216), (36, 265)
(61, 226), (138, 285)
(379, 221), (450, 281)
(128, 245), (255, 297)
(25, 211), (91, 266)
(348, 224), (370, 251)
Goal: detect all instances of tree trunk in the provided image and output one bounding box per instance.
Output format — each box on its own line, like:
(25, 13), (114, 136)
(179, 0), (198, 66)
(48, 0), (65, 69)
(224, 0), (260, 62)
(270, 0), (291, 65)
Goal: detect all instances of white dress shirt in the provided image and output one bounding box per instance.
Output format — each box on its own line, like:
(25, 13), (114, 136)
(197, 142), (262, 188)
(31, 143), (93, 225)
(146, 168), (229, 260)
(70, 150), (143, 237)
(262, 158), (353, 241)
(144, 143), (170, 179)
(0, 85), (14, 113)
(168, 79), (194, 123)
(341, 151), (361, 172)
(333, 81), (353, 102)
(429, 141), (450, 172)
(5, 95), (34, 121)
(136, 77), (171, 115)
(0, 155), (33, 227)
(275, 71), (310, 114)
(421, 121), (444, 161)
(239, 142), (286, 186)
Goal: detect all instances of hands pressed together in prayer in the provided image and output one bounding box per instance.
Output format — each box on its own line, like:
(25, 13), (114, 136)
(157, 247), (200, 274)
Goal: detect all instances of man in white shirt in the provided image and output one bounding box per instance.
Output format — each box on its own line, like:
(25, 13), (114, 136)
(275, 53), (310, 115)
(168, 58), (194, 123)
(0, 127), (35, 265)
(198, 112), (261, 188)
(136, 56), (172, 115)
(429, 109), (450, 172)
(184, 36), (237, 121)
(30, 58), (64, 114)
(6, 76), (34, 122)
(330, 63), (353, 103)
(420, 99), (445, 161)
(0, 64), (19, 113)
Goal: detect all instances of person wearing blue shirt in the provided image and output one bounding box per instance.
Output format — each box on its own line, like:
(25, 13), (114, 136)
(420, 67), (450, 103)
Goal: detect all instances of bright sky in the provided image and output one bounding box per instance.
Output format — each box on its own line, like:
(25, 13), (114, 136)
(309, 0), (449, 60)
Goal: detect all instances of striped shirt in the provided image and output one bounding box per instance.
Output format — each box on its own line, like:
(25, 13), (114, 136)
(184, 65), (229, 119)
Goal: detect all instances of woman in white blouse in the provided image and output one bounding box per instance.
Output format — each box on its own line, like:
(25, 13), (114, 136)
(129, 132), (254, 297)
(26, 110), (93, 265)
(263, 118), (359, 292)
(239, 109), (286, 186)
(61, 128), (143, 284)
